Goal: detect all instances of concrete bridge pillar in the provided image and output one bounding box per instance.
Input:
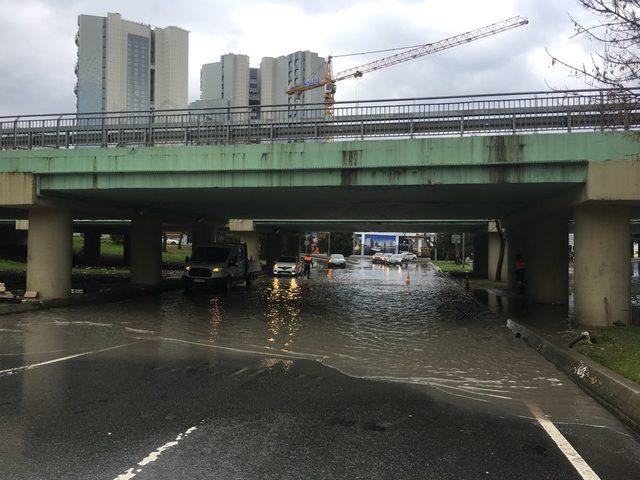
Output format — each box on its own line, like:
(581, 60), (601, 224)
(130, 215), (162, 286)
(265, 233), (285, 271)
(574, 204), (631, 326)
(26, 207), (72, 298)
(123, 234), (131, 265)
(523, 217), (569, 304)
(487, 227), (507, 282)
(286, 234), (301, 258)
(506, 224), (526, 290)
(238, 232), (261, 261)
(192, 223), (216, 245)
(83, 231), (101, 265)
(472, 234), (488, 278)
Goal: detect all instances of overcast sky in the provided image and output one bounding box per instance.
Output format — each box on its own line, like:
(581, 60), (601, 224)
(0, 0), (599, 114)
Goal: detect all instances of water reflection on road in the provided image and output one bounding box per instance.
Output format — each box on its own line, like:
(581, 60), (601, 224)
(4, 260), (625, 426)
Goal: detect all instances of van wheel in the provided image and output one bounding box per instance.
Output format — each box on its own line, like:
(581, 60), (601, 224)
(183, 278), (193, 293)
(223, 276), (232, 294)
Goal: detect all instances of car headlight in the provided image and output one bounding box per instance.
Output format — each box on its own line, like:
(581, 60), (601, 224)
(184, 265), (190, 271)
(273, 265), (279, 269)
(212, 267), (221, 272)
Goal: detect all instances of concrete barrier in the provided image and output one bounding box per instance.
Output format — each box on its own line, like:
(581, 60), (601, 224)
(506, 318), (640, 432)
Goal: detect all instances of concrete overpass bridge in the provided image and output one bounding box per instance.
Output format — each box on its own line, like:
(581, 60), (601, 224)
(1, 88), (639, 326)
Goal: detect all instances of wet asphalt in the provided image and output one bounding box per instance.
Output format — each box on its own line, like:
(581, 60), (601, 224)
(1, 262), (640, 479)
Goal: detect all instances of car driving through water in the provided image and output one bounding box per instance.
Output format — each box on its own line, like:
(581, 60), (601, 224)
(273, 255), (302, 276)
(327, 254), (347, 268)
(183, 243), (259, 292)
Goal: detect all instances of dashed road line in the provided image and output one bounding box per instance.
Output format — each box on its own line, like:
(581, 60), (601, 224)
(114, 425), (199, 480)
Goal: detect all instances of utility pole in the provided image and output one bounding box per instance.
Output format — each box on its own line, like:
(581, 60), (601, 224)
(328, 232), (331, 255)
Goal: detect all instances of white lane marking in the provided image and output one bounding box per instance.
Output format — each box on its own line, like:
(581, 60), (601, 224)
(114, 426), (198, 480)
(527, 403), (600, 480)
(155, 336), (328, 360)
(0, 341), (142, 378)
(125, 327), (156, 334)
(54, 320), (114, 328)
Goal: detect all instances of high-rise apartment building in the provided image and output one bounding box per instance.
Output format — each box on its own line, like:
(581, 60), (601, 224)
(190, 54), (250, 110)
(75, 12), (188, 114)
(189, 50), (325, 119)
(260, 51), (325, 118)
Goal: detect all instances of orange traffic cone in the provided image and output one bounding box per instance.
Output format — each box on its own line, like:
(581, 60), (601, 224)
(405, 272), (411, 286)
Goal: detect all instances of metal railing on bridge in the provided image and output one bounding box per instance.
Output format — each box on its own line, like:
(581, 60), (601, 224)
(1, 88), (639, 150)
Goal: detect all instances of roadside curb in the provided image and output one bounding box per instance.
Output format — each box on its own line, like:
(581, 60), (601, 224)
(0, 280), (181, 317)
(506, 318), (640, 432)
(428, 262), (443, 273)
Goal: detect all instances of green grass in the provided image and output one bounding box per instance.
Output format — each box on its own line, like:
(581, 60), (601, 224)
(467, 277), (507, 290)
(430, 260), (473, 273)
(72, 236), (191, 264)
(575, 326), (640, 384)
(1, 238), (191, 276)
(0, 258), (27, 272)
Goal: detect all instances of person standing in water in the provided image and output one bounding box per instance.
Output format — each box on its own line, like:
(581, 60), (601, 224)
(303, 254), (313, 279)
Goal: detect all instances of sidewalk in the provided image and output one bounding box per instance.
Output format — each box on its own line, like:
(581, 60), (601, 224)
(0, 279), (181, 317)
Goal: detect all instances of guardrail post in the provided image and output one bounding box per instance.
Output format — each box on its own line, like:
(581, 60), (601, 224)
(512, 114), (517, 133)
(459, 115), (464, 137)
(197, 115), (201, 145)
(146, 108), (154, 146)
(270, 123), (275, 143)
(183, 115), (189, 145)
(599, 91), (605, 132)
(27, 120), (33, 149)
(13, 117), (19, 150)
(101, 116), (107, 147)
(360, 120), (364, 140)
(409, 119), (414, 139)
(567, 111), (572, 132)
(56, 117), (61, 148)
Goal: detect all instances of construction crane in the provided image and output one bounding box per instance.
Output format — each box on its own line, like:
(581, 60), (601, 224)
(286, 16), (529, 115)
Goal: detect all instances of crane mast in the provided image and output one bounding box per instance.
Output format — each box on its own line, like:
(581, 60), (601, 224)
(286, 16), (529, 114)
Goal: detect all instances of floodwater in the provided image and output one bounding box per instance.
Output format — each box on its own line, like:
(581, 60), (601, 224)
(3, 260), (634, 429)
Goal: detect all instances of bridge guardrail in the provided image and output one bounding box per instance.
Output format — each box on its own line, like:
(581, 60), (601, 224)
(1, 88), (638, 150)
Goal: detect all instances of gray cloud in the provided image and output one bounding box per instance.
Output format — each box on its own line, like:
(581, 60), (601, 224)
(0, 0), (595, 115)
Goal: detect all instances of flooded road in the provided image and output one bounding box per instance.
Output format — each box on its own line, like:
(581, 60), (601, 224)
(2, 261), (640, 479)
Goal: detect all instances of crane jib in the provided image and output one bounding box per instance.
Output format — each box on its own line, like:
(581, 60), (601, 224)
(333, 16), (528, 82)
(285, 15), (528, 99)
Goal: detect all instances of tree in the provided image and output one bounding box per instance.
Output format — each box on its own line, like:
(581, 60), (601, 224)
(317, 232), (354, 256)
(549, 1), (640, 90)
